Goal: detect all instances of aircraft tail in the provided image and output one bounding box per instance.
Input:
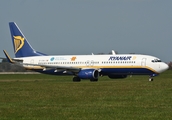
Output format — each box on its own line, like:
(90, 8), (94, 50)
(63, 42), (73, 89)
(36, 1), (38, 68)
(9, 22), (46, 58)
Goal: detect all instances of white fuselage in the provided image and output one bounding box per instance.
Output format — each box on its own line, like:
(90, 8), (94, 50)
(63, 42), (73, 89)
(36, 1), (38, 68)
(15, 54), (168, 76)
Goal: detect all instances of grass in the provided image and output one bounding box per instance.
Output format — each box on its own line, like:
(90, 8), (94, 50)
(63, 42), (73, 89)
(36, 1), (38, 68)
(0, 71), (172, 120)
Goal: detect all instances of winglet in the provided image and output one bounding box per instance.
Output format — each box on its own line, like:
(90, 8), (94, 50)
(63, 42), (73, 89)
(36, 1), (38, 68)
(112, 50), (116, 55)
(3, 50), (15, 63)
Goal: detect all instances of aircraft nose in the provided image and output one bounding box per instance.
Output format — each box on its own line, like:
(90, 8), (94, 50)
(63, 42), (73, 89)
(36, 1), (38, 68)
(160, 63), (169, 73)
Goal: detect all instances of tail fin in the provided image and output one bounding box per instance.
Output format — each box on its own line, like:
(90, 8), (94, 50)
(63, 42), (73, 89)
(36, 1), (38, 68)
(9, 22), (46, 58)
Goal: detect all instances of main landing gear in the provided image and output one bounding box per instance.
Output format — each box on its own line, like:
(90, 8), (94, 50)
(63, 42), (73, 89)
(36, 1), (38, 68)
(73, 76), (98, 82)
(90, 79), (98, 82)
(73, 76), (81, 82)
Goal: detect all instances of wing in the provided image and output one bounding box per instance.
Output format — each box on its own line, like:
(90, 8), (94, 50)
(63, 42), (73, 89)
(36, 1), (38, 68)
(3, 50), (82, 73)
(21, 62), (81, 73)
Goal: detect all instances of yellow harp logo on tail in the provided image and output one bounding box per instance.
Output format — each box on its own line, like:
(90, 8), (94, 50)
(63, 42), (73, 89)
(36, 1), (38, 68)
(13, 36), (25, 53)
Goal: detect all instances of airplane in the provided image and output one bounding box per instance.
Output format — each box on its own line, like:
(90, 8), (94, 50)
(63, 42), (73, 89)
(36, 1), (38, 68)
(3, 22), (169, 82)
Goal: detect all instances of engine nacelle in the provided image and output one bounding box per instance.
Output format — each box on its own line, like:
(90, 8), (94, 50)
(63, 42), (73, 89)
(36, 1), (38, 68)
(108, 74), (127, 79)
(78, 69), (99, 79)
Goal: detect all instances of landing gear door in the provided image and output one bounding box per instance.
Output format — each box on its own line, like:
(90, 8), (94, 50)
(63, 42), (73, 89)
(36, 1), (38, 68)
(141, 58), (146, 67)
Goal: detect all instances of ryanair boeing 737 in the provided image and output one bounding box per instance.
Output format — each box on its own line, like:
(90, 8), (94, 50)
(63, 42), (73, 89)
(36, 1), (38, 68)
(3, 22), (169, 82)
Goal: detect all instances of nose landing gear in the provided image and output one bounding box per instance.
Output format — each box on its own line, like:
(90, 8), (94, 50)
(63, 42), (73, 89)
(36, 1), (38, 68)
(149, 77), (153, 81)
(149, 73), (158, 81)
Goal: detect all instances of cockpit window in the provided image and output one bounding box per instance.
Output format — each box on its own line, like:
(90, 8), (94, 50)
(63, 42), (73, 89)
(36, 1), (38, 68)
(151, 59), (161, 63)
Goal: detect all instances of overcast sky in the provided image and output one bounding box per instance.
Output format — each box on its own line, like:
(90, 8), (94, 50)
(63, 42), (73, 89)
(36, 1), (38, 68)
(0, 0), (172, 62)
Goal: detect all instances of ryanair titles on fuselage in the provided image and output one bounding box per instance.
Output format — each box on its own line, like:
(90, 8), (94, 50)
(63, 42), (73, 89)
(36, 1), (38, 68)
(109, 56), (132, 61)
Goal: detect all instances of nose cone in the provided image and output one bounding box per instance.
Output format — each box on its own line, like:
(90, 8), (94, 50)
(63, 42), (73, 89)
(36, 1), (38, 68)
(159, 63), (169, 73)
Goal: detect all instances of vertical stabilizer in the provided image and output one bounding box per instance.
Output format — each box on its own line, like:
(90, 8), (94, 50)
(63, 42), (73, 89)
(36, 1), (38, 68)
(9, 22), (45, 57)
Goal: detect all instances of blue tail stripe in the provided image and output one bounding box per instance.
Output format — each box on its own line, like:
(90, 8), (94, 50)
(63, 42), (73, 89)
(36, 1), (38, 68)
(9, 22), (46, 57)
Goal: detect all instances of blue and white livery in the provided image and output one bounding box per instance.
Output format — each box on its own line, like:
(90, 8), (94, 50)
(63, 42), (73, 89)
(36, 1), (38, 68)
(3, 22), (169, 82)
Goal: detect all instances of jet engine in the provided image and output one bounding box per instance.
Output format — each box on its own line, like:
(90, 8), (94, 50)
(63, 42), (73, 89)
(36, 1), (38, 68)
(78, 69), (99, 79)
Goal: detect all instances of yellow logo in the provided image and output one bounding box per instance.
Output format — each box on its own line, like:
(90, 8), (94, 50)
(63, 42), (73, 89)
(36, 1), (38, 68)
(13, 36), (25, 53)
(71, 56), (76, 61)
(132, 56), (137, 60)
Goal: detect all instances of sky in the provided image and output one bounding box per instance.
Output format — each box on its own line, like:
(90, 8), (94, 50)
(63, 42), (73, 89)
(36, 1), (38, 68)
(0, 0), (172, 62)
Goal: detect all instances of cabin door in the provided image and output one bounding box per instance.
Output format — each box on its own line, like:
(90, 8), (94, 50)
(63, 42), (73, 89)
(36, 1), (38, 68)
(141, 58), (146, 67)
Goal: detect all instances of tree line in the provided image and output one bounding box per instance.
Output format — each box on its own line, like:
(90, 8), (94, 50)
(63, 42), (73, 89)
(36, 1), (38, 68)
(0, 59), (27, 72)
(168, 62), (172, 70)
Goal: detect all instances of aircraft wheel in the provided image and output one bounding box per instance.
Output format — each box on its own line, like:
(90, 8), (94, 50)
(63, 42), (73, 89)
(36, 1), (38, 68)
(90, 79), (98, 82)
(73, 77), (81, 82)
(149, 78), (153, 82)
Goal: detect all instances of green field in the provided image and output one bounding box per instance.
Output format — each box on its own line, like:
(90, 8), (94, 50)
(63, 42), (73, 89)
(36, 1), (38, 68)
(0, 71), (172, 120)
